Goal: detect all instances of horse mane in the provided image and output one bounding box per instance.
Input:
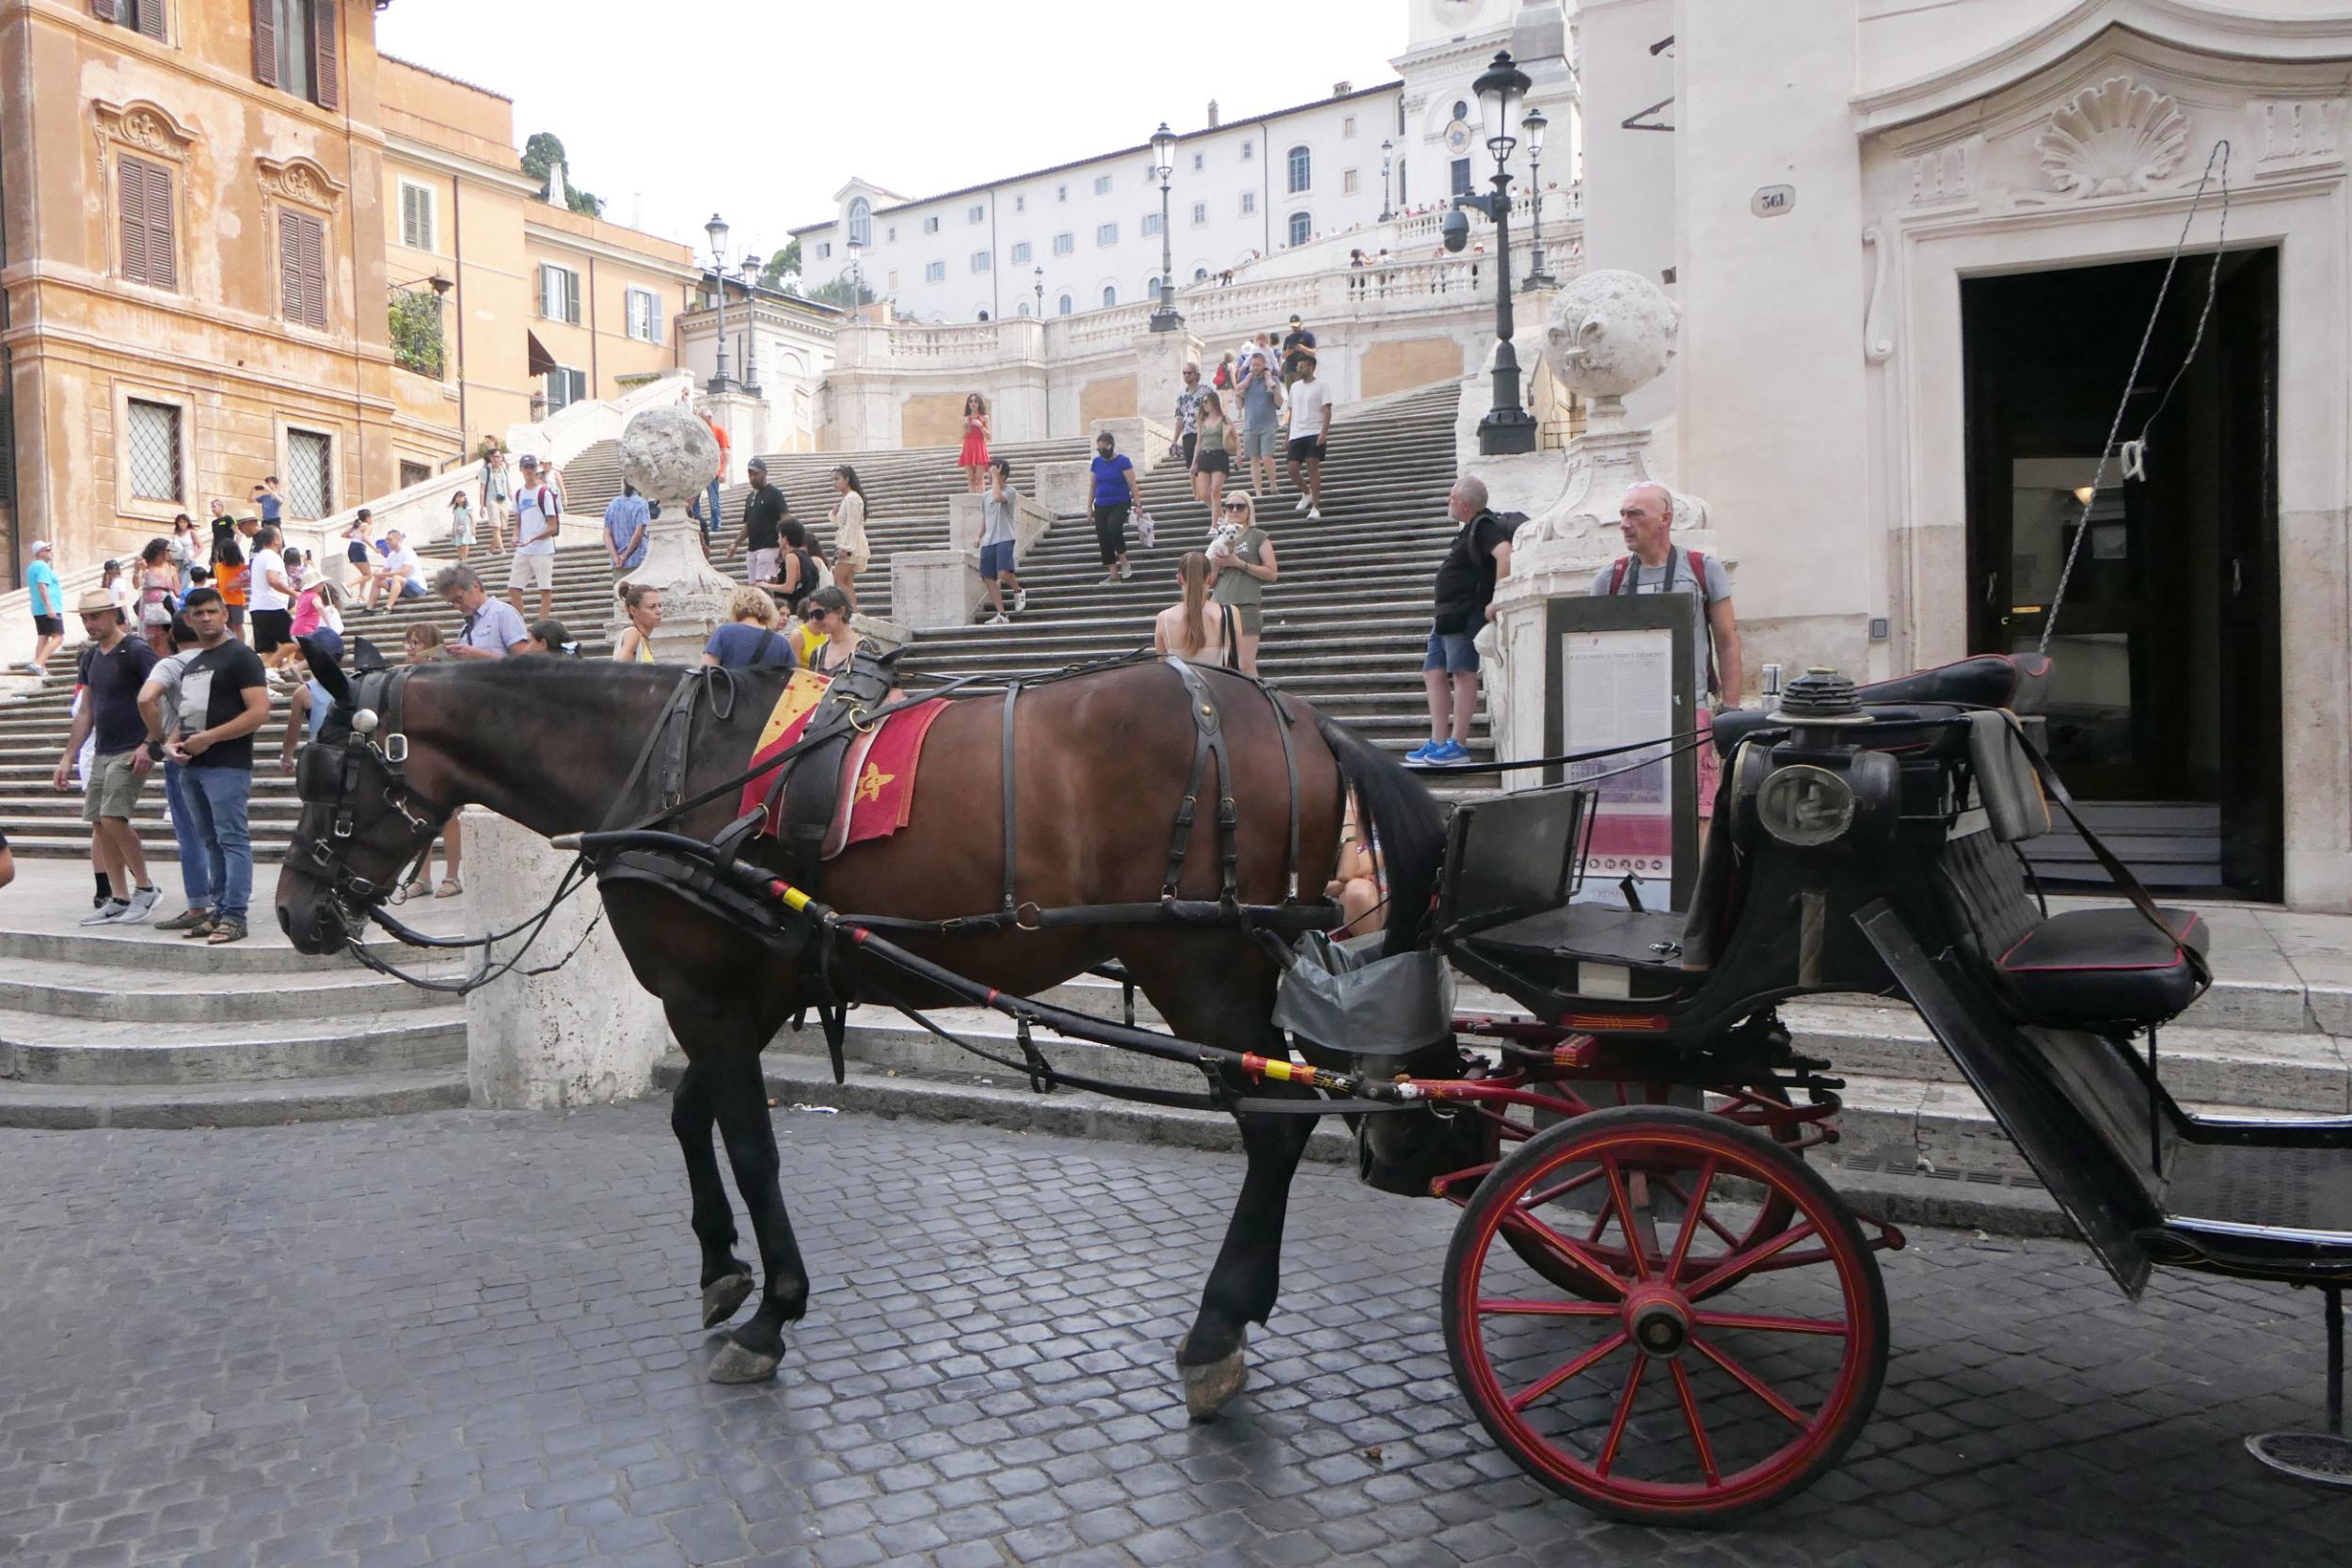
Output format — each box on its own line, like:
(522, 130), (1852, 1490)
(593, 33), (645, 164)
(1310, 710), (1445, 957)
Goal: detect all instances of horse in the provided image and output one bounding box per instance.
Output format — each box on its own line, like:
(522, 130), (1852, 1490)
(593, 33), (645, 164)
(276, 650), (1448, 1415)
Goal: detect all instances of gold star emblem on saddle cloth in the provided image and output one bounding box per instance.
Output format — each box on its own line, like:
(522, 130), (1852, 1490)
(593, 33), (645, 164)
(855, 760), (897, 804)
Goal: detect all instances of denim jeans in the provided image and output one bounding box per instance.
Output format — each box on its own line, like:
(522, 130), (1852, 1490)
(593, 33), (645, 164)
(705, 479), (723, 540)
(176, 764), (253, 922)
(163, 761), (210, 910)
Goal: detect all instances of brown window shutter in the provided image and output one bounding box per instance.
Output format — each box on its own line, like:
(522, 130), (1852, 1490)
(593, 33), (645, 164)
(310, 0), (340, 110)
(300, 213), (328, 328)
(279, 211), (304, 322)
(252, 0), (278, 87)
(90, 0), (120, 24)
(147, 163), (178, 292)
(119, 156), (151, 285)
(135, 1), (166, 40)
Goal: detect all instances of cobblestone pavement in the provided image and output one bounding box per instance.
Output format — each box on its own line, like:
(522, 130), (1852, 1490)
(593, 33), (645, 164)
(1, 1103), (2344, 1568)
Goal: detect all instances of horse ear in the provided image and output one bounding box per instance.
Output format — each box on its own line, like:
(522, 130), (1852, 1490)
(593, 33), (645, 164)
(302, 638), (353, 708)
(350, 635), (389, 674)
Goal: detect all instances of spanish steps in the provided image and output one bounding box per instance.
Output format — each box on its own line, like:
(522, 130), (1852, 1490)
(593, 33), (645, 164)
(0, 380), (1480, 860)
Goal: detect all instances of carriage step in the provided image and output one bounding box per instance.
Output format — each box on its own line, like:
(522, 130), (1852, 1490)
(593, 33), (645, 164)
(0, 1065), (468, 1129)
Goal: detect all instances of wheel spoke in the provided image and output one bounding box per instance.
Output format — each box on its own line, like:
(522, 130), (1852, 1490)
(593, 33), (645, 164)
(1478, 1298), (1621, 1318)
(1668, 1360), (1720, 1487)
(1520, 1164), (1607, 1210)
(1604, 1159), (1653, 1281)
(1692, 1309), (1850, 1338)
(1507, 1329), (1628, 1414)
(1691, 1332), (1812, 1430)
(1683, 1220), (1819, 1300)
(1595, 1355), (1648, 1477)
(1664, 1157), (1717, 1278)
(1499, 1209), (1632, 1298)
(1659, 1172), (1746, 1247)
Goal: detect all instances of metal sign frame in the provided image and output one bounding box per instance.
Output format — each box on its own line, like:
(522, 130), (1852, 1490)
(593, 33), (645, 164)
(1543, 593), (1701, 911)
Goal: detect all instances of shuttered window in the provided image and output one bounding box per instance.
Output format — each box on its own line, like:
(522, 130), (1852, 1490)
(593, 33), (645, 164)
(399, 182), (436, 251)
(538, 264), (580, 325)
(117, 154), (178, 291)
(96, 1), (169, 39)
(544, 367), (587, 413)
(252, 0), (336, 108)
(278, 208), (328, 330)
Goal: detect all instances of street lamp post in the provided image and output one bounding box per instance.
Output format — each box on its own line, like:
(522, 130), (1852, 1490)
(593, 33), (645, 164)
(1149, 121), (1182, 333)
(737, 258), (761, 392)
(1033, 264), (1044, 320)
(1379, 138), (1395, 222)
(704, 213), (734, 393)
(1521, 107), (1553, 290)
(845, 238), (865, 325)
(1472, 51), (1537, 455)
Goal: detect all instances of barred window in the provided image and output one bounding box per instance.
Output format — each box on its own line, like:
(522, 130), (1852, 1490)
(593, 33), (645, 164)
(284, 427), (331, 518)
(126, 399), (183, 502)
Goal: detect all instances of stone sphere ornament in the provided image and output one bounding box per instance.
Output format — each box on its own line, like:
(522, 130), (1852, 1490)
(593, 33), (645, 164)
(619, 406), (722, 510)
(1542, 268), (1681, 404)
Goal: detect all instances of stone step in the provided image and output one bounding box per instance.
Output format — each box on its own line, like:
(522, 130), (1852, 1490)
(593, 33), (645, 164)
(0, 954), (457, 1023)
(0, 1005), (467, 1085)
(0, 924), (445, 974)
(0, 1064), (469, 1129)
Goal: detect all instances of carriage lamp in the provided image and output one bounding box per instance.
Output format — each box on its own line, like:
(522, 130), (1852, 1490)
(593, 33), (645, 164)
(1756, 765), (1857, 847)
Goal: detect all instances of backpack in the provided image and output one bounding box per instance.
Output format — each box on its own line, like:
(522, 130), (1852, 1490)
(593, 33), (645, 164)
(1607, 546), (1719, 698)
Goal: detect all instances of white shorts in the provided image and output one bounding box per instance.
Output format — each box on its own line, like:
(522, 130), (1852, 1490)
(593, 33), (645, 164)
(509, 552), (554, 593)
(747, 547), (780, 585)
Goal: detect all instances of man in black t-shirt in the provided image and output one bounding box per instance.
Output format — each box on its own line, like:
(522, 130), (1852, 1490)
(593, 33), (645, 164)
(145, 587), (270, 943)
(56, 591), (161, 921)
(1280, 314), (1318, 388)
(1410, 475), (1514, 766)
(730, 458), (789, 586)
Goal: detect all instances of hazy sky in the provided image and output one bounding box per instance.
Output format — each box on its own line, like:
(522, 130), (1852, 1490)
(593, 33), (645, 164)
(376, 1), (1411, 266)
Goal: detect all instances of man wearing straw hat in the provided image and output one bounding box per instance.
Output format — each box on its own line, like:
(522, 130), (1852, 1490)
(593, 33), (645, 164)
(53, 589), (159, 924)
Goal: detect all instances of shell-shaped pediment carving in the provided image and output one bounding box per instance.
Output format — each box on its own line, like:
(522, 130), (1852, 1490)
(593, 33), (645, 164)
(2036, 75), (2189, 198)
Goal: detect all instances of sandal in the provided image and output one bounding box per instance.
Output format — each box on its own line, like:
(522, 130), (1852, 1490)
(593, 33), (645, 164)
(389, 878), (430, 906)
(435, 878), (462, 898)
(205, 916), (247, 945)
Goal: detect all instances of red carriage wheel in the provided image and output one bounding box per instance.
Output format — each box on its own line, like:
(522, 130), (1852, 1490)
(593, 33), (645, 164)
(1442, 1104), (1887, 1527)
(1482, 1082), (1807, 1303)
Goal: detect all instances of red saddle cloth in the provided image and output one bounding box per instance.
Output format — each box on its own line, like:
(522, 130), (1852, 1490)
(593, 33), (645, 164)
(739, 671), (950, 857)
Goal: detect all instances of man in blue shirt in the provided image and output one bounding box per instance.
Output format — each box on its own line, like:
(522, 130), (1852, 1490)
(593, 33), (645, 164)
(251, 477), (283, 526)
(22, 539), (67, 678)
(604, 483), (651, 574)
(1088, 431), (1140, 584)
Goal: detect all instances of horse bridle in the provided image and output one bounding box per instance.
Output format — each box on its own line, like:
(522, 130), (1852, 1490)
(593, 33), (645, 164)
(289, 665), (452, 927)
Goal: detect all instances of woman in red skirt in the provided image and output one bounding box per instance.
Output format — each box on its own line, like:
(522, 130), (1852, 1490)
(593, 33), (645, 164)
(959, 393), (992, 491)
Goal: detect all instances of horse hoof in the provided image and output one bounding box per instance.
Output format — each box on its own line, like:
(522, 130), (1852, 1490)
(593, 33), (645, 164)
(701, 1273), (755, 1328)
(707, 1340), (781, 1385)
(1177, 1332), (1248, 1422)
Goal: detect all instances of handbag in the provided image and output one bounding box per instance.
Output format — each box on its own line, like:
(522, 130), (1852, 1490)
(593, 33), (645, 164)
(1136, 512), (1157, 550)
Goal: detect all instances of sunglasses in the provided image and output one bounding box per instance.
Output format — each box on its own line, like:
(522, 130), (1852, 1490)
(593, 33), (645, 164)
(1221, 500), (1249, 512)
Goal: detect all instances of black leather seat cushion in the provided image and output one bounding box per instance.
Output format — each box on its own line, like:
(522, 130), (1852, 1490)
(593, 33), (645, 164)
(1996, 907), (2207, 1026)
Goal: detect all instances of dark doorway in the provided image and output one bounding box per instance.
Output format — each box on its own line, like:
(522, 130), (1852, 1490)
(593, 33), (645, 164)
(1962, 248), (2280, 897)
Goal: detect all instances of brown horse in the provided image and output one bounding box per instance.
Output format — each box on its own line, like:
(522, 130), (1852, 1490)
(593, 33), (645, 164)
(276, 652), (1445, 1412)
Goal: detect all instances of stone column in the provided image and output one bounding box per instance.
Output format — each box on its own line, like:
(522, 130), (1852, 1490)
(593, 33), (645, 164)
(462, 809), (675, 1108)
(699, 390), (770, 485)
(611, 405), (739, 663)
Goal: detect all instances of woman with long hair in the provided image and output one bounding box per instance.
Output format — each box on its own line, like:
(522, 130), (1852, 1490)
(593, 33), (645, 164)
(612, 581), (663, 665)
(800, 586), (859, 675)
(1189, 393), (1232, 514)
(829, 467), (869, 612)
(135, 538), (180, 657)
(1152, 551), (1239, 668)
(1207, 492), (1278, 678)
(958, 392), (992, 492)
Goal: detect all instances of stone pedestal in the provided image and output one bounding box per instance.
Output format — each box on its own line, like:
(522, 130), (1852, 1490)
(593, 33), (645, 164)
(1089, 415), (1174, 473)
(1129, 328), (1205, 457)
(947, 490), (1056, 560)
(894, 549), (985, 630)
(698, 390), (769, 485)
(612, 405), (738, 660)
(1037, 461), (1092, 516)
(463, 809), (673, 1108)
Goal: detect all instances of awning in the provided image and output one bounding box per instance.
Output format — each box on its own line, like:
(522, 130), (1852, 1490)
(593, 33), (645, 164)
(526, 331), (557, 377)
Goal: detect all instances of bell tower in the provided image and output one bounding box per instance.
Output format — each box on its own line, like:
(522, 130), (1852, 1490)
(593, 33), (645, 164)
(1408, 0), (1518, 50)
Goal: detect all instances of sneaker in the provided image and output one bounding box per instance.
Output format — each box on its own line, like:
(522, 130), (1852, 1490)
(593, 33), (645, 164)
(1119, 562), (1133, 581)
(18, 661), (44, 678)
(177, 913), (217, 940)
(1429, 738), (1471, 765)
(205, 915), (248, 945)
(118, 887), (161, 925)
(155, 907), (211, 932)
(1295, 497), (1311, 514)
(983, 613), (1010, 626)
(1405, 740), (1442, 764)
(80, 899), (129, 926)
(1307, 506), (1322, 520)
(1013, 589), (1028, 612)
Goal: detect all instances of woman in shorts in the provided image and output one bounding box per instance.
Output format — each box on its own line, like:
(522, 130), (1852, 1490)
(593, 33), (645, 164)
(1206, 493), (1277, 678)
(828, 467), (869, 613)
(1189, 394), (1233, 515)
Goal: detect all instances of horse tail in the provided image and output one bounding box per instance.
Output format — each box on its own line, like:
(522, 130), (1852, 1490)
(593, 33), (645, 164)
(1311, 709), (1446, 957)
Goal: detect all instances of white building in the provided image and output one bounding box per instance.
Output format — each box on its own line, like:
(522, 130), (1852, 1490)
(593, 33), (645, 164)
(673, 277), (843, 458)
(791, 0), (1576, 326)
(1578, 0), (2352, 909)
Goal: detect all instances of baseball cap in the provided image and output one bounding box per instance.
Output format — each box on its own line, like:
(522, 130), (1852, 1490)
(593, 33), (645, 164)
(28, 539), (50, 554)
(518, 453), (541, 468)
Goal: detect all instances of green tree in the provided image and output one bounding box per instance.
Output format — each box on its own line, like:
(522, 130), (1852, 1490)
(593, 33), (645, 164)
(519, 131), (603, 218)
(803, 276), (875, 309)
(757, 240), (802, 293)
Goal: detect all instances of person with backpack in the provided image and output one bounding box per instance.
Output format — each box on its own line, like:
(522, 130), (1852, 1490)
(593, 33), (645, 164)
(774, 518), (825, 617)
(1594, 482), (1744, 821)
(506, 453), (562, 624)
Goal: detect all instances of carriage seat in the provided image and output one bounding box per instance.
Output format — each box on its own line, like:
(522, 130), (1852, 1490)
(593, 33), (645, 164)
(1711, 654), (2054, 757)
(1995, 907), (2209, 1029)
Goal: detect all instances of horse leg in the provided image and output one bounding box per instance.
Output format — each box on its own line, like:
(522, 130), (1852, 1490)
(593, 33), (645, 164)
(670, 1055), (754, 1328)
(1178, 1077), (1320, 1420)
(704, 1046), (812, 1385)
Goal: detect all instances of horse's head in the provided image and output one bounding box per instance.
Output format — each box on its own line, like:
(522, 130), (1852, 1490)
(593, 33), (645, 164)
(1350, 1037), (1487, 1196)
(275, 642), (449, 954)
